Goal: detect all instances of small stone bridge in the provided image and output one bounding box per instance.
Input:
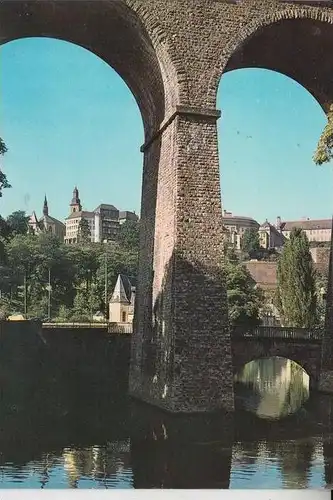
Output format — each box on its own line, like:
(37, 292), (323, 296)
(43, 322), (323, 389)
(231, 326), (322, 389)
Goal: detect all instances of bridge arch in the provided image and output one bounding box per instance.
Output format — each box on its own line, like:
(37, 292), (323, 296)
(208, 8), (333, 112)
(1, 0), (237, 414)
(231, 338), (321, 389)
(0, 0), (184, 139)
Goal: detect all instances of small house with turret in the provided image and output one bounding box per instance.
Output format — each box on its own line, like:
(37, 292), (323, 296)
(109, 274), (136, 324)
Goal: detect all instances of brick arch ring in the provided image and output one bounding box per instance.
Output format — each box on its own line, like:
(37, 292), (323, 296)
(206, 6), (333, 110)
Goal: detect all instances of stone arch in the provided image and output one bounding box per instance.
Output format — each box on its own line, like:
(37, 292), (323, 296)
(208, 7), (333, 112)
(0, 0), (183, 140)
(234, 353), (316, 388)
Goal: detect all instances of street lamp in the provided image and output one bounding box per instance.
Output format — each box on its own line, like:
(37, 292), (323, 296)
(103, 239), (108, 321)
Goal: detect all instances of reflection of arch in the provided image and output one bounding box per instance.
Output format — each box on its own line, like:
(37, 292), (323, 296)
(208, 9), (333, 111)
(235, 355), (313, 384)
(0, 0), (183, 138)
(239, 355), (310, 377)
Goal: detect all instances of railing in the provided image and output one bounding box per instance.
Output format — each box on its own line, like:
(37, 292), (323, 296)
(42, 323), (323, 340)
(231, 325), (323, 341)
(43, 322), (108, 329)
(43, 322), (133, 334)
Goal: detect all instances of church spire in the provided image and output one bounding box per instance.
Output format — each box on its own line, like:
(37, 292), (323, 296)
(43, 194), (49, 216)
(70, 186), (82, 213)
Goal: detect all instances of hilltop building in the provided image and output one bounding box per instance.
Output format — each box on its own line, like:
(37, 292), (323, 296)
(64, 187), (95, 244)
(64, 187), (138, 244)
(276, 215), (332, 243)
(259, 219), (285, 250)
(94, 203), (120, 242)
(119, 210), (139, 225)
(222, 210), (260, 250)
(28, 196), (65, 241)
(109, 274), (136, 324)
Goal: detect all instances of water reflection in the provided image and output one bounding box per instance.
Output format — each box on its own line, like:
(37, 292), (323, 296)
(234, 357), (310, 419)
(1, 329), (333, 489)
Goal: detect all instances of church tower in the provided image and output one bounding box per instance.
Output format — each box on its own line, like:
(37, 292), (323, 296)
(70, 186), (82, 214)
(43, 195), (49, 216)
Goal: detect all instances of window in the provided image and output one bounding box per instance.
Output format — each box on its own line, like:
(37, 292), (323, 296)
(122, 311), (126, 323)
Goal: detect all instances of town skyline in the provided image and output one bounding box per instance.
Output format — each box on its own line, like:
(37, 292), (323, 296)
(1, 37), (333, 223)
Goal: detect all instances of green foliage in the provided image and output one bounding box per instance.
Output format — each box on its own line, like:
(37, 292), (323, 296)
(118, 220), (140, 250)
(0, 137), (11, 197)
(276, 228), (317, 328)
(313, 104), (333, 165)
(241, 228), (260, 257)
(77, 217), (91, 243)
(0, 229), (138, 321)
(6, 210), (30, 236)
(224, 250), (263, 327)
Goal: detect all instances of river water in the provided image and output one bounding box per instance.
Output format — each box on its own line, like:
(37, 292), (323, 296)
(1, 354), (333, 489)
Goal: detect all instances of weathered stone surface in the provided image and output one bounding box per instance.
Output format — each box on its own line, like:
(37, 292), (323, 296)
(319, 370), (333, 394)
(321, 218), (333, 392)
(3, 0), (333, 412)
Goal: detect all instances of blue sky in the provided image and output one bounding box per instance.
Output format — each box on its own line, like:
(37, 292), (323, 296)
(1, 37), (332, 224)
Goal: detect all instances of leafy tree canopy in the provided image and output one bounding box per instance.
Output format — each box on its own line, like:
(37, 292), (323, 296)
(0, 230), (138, 321)
(0, 137), (11, 197)
(313, 104), (333, 165)
(118, 220), (139, 250)
(6, 210), (30, 237)
(241, 228), (261, 258)
(224, 250), (263, 327)
(276, 228), (317, 328)
(77, 217), (91, 244)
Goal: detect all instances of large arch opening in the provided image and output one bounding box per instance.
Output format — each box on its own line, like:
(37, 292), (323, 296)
(234, 356), (310, 420)
(215, 13), (333, 331)
(0, 0), (178, 137)
(223, 17), (333, 112)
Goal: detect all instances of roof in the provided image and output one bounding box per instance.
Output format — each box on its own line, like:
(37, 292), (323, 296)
(66, 211), (94, 220)
(223, 215), (259, 227)
(29, 211), (39, 224)
(281, 219), (332, 231)
(246, 258), (330, 289)
(119, 210), (139, 220)
(42, 214), (65, 228)
(29, 211), (65, 228)
(110, 274), (136, 304)
(245, 261), (277, 290)
(259, 220), (283, 236)
(93, 204), (118, 212)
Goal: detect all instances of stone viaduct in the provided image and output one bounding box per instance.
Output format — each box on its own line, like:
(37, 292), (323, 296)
(2, 0), (333, 413)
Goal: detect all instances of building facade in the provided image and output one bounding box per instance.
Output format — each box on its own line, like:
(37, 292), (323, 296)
(64, 187), (95, 244)
(64, 187), (138, 244)
(119, 211), (139, 225)
(277, 216), (332, 243)
(259, 219), (285, 250)
(94, 204), (120, 242)
(222, 210), (260, 250)
(28, 196), (65, 241)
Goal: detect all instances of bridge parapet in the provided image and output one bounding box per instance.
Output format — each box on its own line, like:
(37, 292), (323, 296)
(231, 326), (323, 341)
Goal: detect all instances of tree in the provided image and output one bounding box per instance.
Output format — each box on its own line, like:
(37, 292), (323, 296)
(313, 104), (333, 165)
(6, 210), (30, 236)
(241, 228), (260, 257)
(118, 220), (140, 250)
(276, 228), (317, 328)
(224, 251), (263, 327)
(77, 217), (91, 244)
(0, 137), (11, 197)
